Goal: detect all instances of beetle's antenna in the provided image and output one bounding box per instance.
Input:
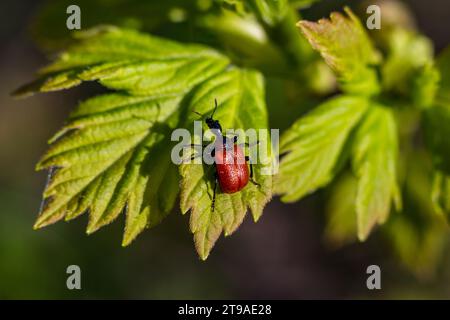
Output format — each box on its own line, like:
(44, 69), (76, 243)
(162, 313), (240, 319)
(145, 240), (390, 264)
(211, 99), (218, 119)
(192, 110), (203, 118)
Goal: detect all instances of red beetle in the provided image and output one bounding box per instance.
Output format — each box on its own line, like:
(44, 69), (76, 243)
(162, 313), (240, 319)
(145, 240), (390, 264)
(215, 143), (249, 194)
(192, 100), (259, 212)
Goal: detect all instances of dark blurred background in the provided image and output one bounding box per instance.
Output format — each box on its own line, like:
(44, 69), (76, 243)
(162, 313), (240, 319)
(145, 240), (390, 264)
(0, 0), (449, 299)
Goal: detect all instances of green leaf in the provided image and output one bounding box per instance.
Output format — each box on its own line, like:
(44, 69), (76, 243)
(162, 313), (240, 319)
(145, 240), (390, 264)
(197, 8), (287, 74)
(275, 95), (369, 202)
(351, 104), (401, 241)
(324, 172), (358, 247)
(431, 171), (450, 221)
(34, 93), (181, 246)
(297, 7), (380, 95)
(436, 45), (450, 105)
(385, 212), (447, 278)
(381, 28), (434, 92)
(179, 68), (273, 260)
(219, 0), (291, 25)
(384, 154), (447, 278)
(423, 103), (450, 175)
(217, 0), (318, 21)
(410, 63), (440, 109)
(248, 0), (289, 25)
(289, 0), (320, 9)
(14, 26), (229, 97)
(217, 0), (248, 15)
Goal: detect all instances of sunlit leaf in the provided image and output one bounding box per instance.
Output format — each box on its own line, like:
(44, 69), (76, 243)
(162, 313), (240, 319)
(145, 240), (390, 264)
(352, 104), (401, 240)
(33, 93), (181, 246)
(275, 95), (369, 202)
(297, 7), (380, 95)
(15, 26), (229, 97)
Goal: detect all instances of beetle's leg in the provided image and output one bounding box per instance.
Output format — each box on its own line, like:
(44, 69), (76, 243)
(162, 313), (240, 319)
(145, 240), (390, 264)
(183, 143), (210, 148)
(211, 173), (218, 212)
(181, 143), (211, 163)
(181, 151), (202, 163)
(245, 156), (261, 187)
(245, 156), (254, 178)
(222, 135), (238, 149)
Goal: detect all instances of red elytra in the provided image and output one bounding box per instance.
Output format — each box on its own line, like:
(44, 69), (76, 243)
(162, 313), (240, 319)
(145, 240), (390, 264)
(215, 144), (249, 194)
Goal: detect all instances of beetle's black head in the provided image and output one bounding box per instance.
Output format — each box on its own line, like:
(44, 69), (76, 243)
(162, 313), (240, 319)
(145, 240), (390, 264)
(203, 99), (222, 132)
(205, 117), (222, 131)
